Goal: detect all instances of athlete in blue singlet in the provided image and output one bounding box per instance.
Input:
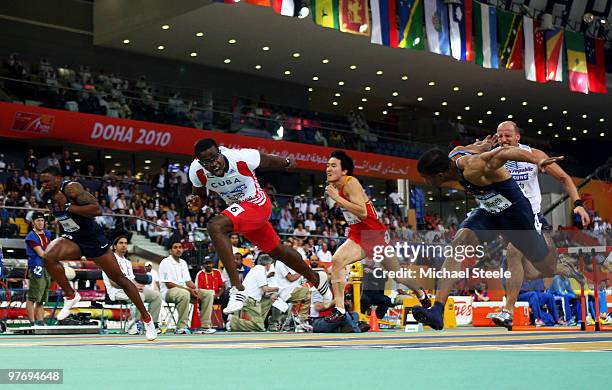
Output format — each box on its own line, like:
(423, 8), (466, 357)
(410, 136), (563, 330)
(39, 166), (157, 340)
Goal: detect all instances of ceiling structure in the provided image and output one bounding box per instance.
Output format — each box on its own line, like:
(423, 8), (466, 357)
(92, 1), (611, 144)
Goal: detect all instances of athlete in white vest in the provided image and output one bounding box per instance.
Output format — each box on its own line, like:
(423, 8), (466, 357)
(491, 121), (590, 329)
(187, 138), (332, 314)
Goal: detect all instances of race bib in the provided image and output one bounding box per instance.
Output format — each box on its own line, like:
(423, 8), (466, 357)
(57, 215), (80, 232)
(31, 265), (43, 278)
(477, 193), (512, 214)
(342, 210), (361, 225)
(226, 203), (245, 217)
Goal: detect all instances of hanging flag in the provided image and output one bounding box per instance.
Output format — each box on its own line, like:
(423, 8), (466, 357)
(339, 0), (370, 35)
(371, 0), (398, 47)
(424, 0), (450, 56)
(497, 8), (523, 69)
(545, 27), (564, 82)
(473, 1), (498, 69)
(397, 0), (425, 50)
(585, 36), (607, 94)
(564, 31), (589, 94)
(448, 0), (473, 61)
(523, 16), (546, 82)
(312, 0), (340, 29)
(272, 0), (295, 16)
(245, 0), (270, 6)
(213, 0), (239, 3)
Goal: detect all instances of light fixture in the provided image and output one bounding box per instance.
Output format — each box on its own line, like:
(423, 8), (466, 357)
(542, 105), (549, 110)
(292, 52), (300, 58)
(298, 5), (310, 18)
(457, 115), (462, 120)
(387, 102), (393, 107)
(500, 97), (507, 101)
(190, 52), (198, 57)
(465, 106), (470, 111)
(582, 114), (588, 118)
(144, 166), (150, 170)
(441, 101), (448, 106)
(361, 98), (367, 102)
(105, 155), (112, 159)
(528, 118), (533, 123)
(161, 24), (170, 30)
(452, 86), (460, 91)
(255, 65), (262, 70)
(522, 101), (527, 106)
(144, 160), (151, 164)
(477, 91), (484, 96)
(335, 92), (341, 97)
(364, 86), (371, 91)
(566, 126), (571, 130)
(308, 87), (313, 92)
(508, 114), (513, 118)
(392, 91), (399, 97)
(332, 101), (338, 106)
(122, 39), (130, 44)
(284, 70), (291, 75)
(195, 32), (204, 37)
(571, 137), (577, 141)
(74, 158), (81, 162)
(486, 110), (492, 115)
(376, 70), (383, 75)
(349, 65), (357, 70)
(428, 81), (435, 86)
(224, 58), (232, 64)
(358, 106), (363, 110)
(417, 97), (423, 102)
(554, 134), (559, 138)
(435, 111), (440, 116)
(322, 59), (330, 64)
(583, 129), (588, 134)
(312, 76), (319, 81)
(537, 130), (542, 134)
(114, 163), (121, 167)
(599, 118), (605, 122)
(157, 45), (165, 50)
(338, 81), (344, 86)
(562, 110), (568, 114)
(401, 75), (408, 80)
(262, 46), (270, 51)
(228, 39), (237, 44)
(600, 132), (606, 137)
(548, 122), (553, 127)
(478, 119), (483, 124)
(382, 110), (388, 115)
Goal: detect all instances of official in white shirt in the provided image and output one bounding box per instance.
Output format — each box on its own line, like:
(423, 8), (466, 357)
(102, 236), (162, 333)
(268, 260), (311, 331)
(159, 241), (215, 334)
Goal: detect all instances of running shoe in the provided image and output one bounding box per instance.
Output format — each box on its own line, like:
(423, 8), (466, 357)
(57, 292), (81, 321)
(411, 302), (445, 330)
(223, 287), (247, 314)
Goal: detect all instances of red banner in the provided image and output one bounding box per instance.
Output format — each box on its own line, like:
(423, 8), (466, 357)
(0, 102), (421, 181)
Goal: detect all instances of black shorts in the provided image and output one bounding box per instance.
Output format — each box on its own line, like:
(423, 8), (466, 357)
(459, 201), (549, 263)
(537, 213), (552, 231)
(62, 230), (110, 258)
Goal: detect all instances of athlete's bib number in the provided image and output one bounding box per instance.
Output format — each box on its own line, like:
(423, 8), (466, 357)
(58, 216), (80, 232)
(226, 204), (245, 217)
(342, 210), (361, 225)
(477, 193), (512, 214)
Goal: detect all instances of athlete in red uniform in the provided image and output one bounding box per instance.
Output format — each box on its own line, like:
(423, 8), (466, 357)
(324, 151), (428, 322)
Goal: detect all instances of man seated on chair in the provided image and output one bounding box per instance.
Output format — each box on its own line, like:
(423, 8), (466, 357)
(102, 235), (162, 334)
(159, 240), (215, 334)
(267, 257), (311, 331)
(226, 254), (278, 332)
(519, 278), (563, 326)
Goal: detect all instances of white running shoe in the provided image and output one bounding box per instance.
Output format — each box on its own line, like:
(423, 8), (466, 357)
(316, 271), (333, 304)
(223, 287), (247, 314)
(57, 292), (81, 321)
(143, 318), (158, 341)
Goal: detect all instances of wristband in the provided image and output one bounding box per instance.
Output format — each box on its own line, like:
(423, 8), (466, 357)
(573, 199), (584, 208)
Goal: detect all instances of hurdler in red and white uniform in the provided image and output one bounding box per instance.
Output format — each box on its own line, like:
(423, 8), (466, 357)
(187, 138), (332, 314)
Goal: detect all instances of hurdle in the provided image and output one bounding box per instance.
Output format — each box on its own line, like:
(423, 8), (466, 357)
(557, 246), (612, 332)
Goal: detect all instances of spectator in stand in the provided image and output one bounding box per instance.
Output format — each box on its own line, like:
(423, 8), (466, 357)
(316, 243), (332, 266)
(471, 282), (490, 302)
(304, 213), (317, 233)
(24, 149), (38, 172)
(293, 222), (309, 239)
(59, 151), (74, 177)
(20, 169), (33, 188)
(153, 167), (169, 193)
(159, 241), (216, 334)
(5, 170), (21, 193)
(153, 214), (171, 245)
(388, 187), (404, 220)
(45, 152), (60, 170)
(547, 273), (578, 325)
(0, 154), (6, 173)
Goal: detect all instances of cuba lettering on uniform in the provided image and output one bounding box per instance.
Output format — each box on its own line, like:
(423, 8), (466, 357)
(46, 180), (110, 258)
(189, 147), (280, 252)
(451, 153), (549, 263)
(327, 176), (389, 257)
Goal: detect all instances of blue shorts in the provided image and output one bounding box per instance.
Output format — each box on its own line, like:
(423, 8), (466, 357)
(460, 201), (549, 263)
(62, 227), (110, 259)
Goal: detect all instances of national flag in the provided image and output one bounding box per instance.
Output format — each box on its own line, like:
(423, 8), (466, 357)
(272, 0), (295, 16)
(213, 0), (239, 3)
(473, 1), (498, 69)
(371, 0), (398, 47)
(448, 0), (473, 61)
(424, 0), (450, 56)
(585, 36), (607, 94)
(339, 0), (370, 35)
(565, 31), (589, 94)
(523, 16), (546, 82)
(245, 0), (270, 6)
(545, 27), (564, 82)
(397, 0), (425, 50)
(312, 0), (340, 29)
(497, 8), (523, 69)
